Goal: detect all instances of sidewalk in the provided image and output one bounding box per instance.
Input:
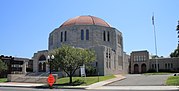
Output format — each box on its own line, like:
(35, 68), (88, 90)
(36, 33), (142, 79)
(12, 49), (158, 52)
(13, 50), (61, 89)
(0, 82), (47, 88)
(0, 74), (126, 89)
(95, 86), (179, 90)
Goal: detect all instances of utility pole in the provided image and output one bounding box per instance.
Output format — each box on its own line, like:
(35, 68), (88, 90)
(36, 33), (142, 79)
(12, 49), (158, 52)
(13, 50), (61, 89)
(176, 21), (179, 46)
(152, 13), (158, 72)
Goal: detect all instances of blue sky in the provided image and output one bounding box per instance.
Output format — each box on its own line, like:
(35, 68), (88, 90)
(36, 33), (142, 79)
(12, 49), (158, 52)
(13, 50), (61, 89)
(0, 0), (178, 58)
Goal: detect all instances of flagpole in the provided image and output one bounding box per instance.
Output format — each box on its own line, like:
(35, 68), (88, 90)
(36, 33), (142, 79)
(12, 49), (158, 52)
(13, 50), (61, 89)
(152, 13), (158, 72)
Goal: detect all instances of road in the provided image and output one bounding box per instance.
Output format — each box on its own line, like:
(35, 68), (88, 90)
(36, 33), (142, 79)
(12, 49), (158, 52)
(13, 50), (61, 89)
(0, 87), (178, 91)
(0, 74), (178, 91)
(107, 74), (172, 86)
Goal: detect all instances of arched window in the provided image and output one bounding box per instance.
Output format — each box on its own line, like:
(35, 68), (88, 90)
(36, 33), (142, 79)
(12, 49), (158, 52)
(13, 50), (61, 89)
(81, 29), (84, 40)
(61, 32), (63, 42)
(64, 31), (67, 41)
(39, 55), (46, 61)
(103, 31), (106, 41)
(107, 31), (110, 41)
(86, 29), (89, 40)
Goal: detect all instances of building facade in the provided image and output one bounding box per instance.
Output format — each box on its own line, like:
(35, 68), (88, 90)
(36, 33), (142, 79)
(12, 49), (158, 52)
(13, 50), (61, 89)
(130, 50), (179, 74)
(32, 15), (127, 76)
(0, 55), (32, 77)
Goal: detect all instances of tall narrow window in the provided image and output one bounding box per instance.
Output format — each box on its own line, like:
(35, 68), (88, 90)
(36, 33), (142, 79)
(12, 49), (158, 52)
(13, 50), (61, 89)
(81, 29), (84, 40)
(103, 31), (106, 41)
(64, 31), (67, 41)
(86, 29), (89, 40)
(107, 31), (110, 41)
(61, 32), (63, 42)
(165, 63), (167, 69)
(171, 63), (173, 68)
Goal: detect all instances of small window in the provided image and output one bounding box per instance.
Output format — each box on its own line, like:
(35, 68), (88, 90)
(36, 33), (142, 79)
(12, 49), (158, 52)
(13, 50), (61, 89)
(64, 31), (67, 41)
(103, 31), (106, 41)
(106, 53), (108, 58)
(107, 31), (110, 41)
(171, 63), (173, 68)
(152, 64), (154, 69)
(168, 63), (170, 69)
(61, 32), (63, 42)
(81, 30), (84, 40)
(86, 29), (89, 40)
(165, 63), (167, 69)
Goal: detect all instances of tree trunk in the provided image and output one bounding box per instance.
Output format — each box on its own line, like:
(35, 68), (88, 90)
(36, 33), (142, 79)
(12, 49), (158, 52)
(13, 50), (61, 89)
(69, 75), (72, 84)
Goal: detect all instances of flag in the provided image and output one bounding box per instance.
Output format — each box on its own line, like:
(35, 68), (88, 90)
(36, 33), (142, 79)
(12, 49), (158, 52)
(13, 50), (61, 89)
(152, 15), (154, 25)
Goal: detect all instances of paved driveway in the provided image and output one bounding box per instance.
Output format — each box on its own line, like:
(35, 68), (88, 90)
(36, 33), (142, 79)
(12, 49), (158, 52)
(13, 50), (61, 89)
(107, 74), (172, 86)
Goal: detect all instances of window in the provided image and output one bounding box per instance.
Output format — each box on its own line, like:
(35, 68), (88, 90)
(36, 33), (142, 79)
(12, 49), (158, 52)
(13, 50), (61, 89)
(64, 31), (67, 41)
(107, 31), (110, 41)
(165, 63), (167, 69)
(86, 29), (89, 40)
(103, 31), (106, 41)
(168, 63), (170, 69)
(61, 32), (63, 42)
(81, 30), (84, 40)
(109, 53), (111, 59)
(171, 63), (173, 68)
(152, 64), (154, 69)
(106, 53), (108, 58)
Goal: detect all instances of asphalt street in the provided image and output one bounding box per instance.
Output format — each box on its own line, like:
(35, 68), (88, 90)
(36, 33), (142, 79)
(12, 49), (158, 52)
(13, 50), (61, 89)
(0, 87), (178, 91)
(107, 74), (172, 86)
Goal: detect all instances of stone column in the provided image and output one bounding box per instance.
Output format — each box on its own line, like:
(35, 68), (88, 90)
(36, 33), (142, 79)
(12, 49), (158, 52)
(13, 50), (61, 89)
(22, 61), (27, 74)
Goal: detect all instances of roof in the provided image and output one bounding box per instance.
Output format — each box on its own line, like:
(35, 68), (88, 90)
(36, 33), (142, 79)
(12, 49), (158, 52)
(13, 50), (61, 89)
(60, 15), (110, 28)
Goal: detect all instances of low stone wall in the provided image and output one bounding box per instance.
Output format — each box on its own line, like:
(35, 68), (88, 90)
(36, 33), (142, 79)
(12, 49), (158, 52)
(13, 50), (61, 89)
(7, 74), (48, 83)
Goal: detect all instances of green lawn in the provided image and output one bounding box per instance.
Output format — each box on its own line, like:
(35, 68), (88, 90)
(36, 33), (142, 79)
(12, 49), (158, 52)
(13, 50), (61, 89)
(55, 75), (115, 86)
(144, 72), (173, 75)
(0, 78), (7, 83)
(166, 76), (179, 86)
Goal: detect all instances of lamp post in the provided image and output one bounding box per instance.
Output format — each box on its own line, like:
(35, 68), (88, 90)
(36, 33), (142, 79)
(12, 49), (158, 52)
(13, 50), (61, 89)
(47, 55), (54, 74)
(47, 55), (55, 89)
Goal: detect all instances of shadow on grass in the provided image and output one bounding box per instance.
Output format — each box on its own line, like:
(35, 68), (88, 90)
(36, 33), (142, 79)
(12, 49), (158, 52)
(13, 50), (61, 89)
(54, 79), (85, 86)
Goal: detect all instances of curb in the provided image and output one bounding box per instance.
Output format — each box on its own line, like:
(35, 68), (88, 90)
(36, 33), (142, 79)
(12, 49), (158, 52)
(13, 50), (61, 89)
(86, 76), (126, 89)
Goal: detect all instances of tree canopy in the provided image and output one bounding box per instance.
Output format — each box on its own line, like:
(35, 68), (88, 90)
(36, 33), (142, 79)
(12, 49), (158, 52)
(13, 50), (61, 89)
(51, 45), (96, 84)
(0, 59), (7, 72)
(170, 46), (179, 57)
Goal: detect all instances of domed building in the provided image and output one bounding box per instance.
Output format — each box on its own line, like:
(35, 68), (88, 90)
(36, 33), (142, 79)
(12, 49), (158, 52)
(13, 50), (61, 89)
(32, 15), (126, 76)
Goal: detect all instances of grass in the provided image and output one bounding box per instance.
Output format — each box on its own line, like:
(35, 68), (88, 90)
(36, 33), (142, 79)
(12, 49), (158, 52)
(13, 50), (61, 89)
(166, 76), (179, 86)
(55, 75), (115, 86)
(144, 72), (173, 75)
(0, 78), (7, 83)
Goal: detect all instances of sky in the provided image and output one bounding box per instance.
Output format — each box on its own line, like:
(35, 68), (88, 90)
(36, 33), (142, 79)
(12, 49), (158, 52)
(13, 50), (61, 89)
(0, 0), (179, 58)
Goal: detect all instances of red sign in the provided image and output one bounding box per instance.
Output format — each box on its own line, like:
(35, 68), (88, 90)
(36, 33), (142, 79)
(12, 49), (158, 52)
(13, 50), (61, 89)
(47, 74), (55, 87)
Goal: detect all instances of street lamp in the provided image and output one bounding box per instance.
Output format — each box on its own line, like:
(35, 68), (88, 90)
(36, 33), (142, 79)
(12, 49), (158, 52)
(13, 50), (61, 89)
(47, 55), (54, 74)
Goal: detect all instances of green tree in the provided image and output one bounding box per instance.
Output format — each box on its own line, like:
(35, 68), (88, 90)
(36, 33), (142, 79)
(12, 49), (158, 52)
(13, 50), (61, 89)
(170, 46), (179, 57)
(0, 59), (7, 72)
(51, 45), (96, 84)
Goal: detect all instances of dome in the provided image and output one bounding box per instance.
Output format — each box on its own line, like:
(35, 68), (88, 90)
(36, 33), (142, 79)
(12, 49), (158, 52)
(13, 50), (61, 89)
(60, 15), (110, 28)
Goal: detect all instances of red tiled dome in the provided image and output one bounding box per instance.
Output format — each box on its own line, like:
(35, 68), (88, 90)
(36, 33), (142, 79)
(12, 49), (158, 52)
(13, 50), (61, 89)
(60, 15), (110, 28)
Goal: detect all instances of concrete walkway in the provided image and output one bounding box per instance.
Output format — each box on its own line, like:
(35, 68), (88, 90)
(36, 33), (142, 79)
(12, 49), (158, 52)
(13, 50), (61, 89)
(0, 82), (47, 88)
(95, 86), (179, 90)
